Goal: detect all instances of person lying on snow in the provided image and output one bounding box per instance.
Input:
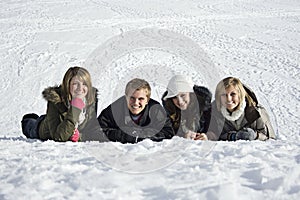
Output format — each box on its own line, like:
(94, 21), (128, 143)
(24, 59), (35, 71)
(21, 66), (106, 142)
(98, 78), (175, 143)
(206, 77), (276, 141)
(161, 75), (212, 141)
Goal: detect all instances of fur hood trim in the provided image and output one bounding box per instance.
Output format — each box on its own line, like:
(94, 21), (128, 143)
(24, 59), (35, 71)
(221, 99), (246, 121)
(42, 86), (62, 104)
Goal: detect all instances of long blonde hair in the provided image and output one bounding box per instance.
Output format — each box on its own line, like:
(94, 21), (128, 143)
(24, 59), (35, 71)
(61, 66), (95, 105)
(215, 77), (255, 111)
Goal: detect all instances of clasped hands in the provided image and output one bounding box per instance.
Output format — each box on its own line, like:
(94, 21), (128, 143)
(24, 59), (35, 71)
(185, 131), (208, 141)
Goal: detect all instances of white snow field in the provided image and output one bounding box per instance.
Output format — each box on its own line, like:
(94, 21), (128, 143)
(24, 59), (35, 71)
(0, 0), (299, 199)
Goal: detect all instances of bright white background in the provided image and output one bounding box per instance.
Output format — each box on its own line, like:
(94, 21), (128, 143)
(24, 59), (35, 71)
(0, 0), (299, 199)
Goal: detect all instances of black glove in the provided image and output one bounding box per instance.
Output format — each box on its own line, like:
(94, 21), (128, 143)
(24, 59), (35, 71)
(120, 126), (144, 143)
(228, 131), (238, 141)
(237, 128), (258, 141)
(228, 128), (257, 141)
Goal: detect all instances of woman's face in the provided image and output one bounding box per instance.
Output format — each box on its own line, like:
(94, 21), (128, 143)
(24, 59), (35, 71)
(172, 92), (191, 110)
(69, 76), (88, 99)
(220, 85), (240, 112)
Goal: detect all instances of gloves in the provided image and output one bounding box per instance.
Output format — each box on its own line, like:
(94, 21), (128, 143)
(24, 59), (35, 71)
(70, 128), (80, 142)
(236, 128), (257, 140)
(120, 127), (144, 143)
(229, 128), (257, 141)
(71, 98), (85, 110)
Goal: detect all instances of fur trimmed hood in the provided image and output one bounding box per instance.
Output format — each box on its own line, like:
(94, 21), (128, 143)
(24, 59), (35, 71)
(42, 85), (98, 106)
(42, 86), (63, 104)
(221, 99), (246, 121)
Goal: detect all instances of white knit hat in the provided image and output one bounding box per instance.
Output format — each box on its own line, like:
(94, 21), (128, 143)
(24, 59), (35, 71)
(163, 75), (194, 100)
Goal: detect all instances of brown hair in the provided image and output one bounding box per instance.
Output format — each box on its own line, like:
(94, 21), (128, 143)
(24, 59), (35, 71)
(61, 66), (95, 105)
(125, 78), (151, 100)
(215, 77), (255, 111)
(163, 92), (199, 133)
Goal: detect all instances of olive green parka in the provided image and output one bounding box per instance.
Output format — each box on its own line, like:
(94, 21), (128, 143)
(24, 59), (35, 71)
(38, 86), (103, 142)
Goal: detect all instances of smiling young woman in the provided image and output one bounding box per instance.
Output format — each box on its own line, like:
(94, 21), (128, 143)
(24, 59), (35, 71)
(162, 75), (212, 140)
(21, 66), (105, 142)
(206, 77), (276, 141)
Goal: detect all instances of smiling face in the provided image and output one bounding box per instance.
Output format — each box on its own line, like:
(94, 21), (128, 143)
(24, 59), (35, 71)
(172, 92), (191, 110)
(220, 85), (240, 112)
(126, 89), (149, 115)
(69, 76), (88, 99)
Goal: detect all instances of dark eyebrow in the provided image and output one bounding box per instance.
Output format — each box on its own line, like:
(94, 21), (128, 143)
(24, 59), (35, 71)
(130, 96), (145, 100)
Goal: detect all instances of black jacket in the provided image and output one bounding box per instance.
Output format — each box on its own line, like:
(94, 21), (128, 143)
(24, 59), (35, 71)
(98, 96), (175, 143)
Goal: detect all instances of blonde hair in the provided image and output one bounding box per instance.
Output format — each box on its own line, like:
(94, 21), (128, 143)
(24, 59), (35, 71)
(215, 77), (255, 111)
(125, 78), (151, 100)
(61, 66), (95, 105)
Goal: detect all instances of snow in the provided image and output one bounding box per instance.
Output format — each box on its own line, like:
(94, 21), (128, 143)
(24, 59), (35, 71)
(0, 0), (299, 199)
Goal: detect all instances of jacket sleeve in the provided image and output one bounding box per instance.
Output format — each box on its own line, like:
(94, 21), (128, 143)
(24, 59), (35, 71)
(141, 116), (174, 142)
(193, 85), (212, 133)
(199, 98), (212, 133)
(206, 102), (222, 141)
(97, 106), (138, 143)
(138, 104), (175, 142)
(98, 104), (175, 143)
(46, 101), (81, 142)
(253, 106), (276, 140)
(206, 117), (222, 141)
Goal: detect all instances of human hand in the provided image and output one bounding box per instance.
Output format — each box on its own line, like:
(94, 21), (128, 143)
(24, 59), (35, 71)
(185, 131), (197, 140)
(194, 133), (208, 140)
(70, 128), (80, 142)
(71, 98), (85, 110)
(236, 128), (257, 141)
(120, 126), (143, 143)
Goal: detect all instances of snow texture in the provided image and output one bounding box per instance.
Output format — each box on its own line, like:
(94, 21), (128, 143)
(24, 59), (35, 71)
(0, 0), (299, 199)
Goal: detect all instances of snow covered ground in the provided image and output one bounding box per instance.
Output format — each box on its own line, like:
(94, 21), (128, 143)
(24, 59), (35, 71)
(0, 0), (299, 199)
